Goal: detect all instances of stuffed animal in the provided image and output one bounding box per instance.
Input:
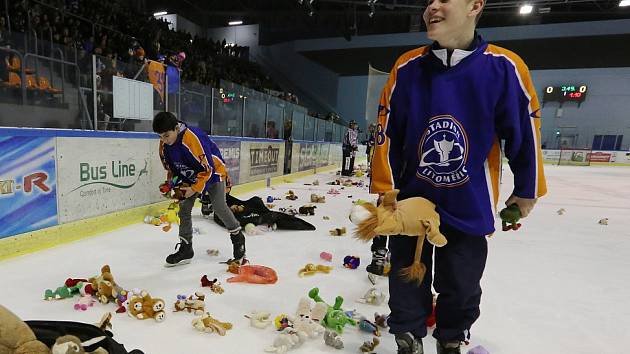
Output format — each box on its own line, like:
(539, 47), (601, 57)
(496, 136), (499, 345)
(298, 264), (332, 277)
(0, 304), (50, 354)
(44, 286), (73, 301)
(265, 328), (307, 354)
(308, 288), (356, 333)
(350, 189), (447, 284)
(360, 337), (380, 353)
(285, 190), (298, 200)
(310, 194), (325, 203)
(323, 330), (343, 349)
(127, 297), (144, 319)
(88, 265), (122, 304)
(244, 311), (272, 329)
(227, 265), (278, 284)
(289, 298), (326, 339)
(356, 288), (387, 306)
(329, 227), (346, 236)
(127, 291), (165, 322)
(200, 276), (224, 294)
(51, 335), (108, 354)
(173, 292), (205, 315)
(141, 293), (166, 322)
(499, 204), (522, 231)
(191, 313), (232, 335)
(298, 205), (316, 216)
(358, 318), (380, 336)
(230, 204), (246, 214)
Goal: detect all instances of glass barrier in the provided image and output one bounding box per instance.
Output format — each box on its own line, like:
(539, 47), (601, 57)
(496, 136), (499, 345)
(243, 97), (266, 138)
(315, 118), (326, 141)
(212, 87), (243, 137)
(266, 103), (283, 139)
(303, 115), (315, 141)
(291, 111), (305, 141)
(180, 81), (211, 133)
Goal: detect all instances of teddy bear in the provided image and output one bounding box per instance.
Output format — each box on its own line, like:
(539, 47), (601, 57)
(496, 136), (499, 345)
(310, 194), (325, 203)
(298, 205), (316, 216)
(349, 189), (448, 284)
(289, 298), (326, 339)
(141, 293), (166, 322)
(126, 291), (165, 322)
(265, 328), (307, 354)
(191, 313), (232, 335)
(0, 304), (50, 354)
(127, 296), (144, 319)
(51, 335), (108, 354)
(173, 292), (205, 315)
(88, 265), (121, 304)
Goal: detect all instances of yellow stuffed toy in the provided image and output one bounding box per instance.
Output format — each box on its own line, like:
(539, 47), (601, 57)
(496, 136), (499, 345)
(144, 202), (180, 232)
(0, 304), (50, 354)
(349, 189), (447, 283)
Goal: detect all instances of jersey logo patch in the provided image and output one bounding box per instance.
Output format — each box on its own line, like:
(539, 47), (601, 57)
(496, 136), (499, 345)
(416, 115), (470, 187)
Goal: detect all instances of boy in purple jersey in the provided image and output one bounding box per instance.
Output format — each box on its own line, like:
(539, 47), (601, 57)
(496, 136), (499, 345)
(369, 0), (547, 353)
(154, 112), (246, 267)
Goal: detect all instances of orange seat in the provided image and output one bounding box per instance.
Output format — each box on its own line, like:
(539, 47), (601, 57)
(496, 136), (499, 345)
(25, 74), (39, 90)
(38, 76), (62, 94)
(8, 56), (35, 74)
(7, 72), (22, 87)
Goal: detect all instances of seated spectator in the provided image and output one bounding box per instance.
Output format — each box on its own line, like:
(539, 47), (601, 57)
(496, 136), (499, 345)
(266, 121), (279, 139)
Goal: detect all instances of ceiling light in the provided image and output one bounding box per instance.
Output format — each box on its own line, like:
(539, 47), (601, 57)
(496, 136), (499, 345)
(153, 11), (167, 16)
(519, 4), (533, 14)
(228, 20), (243, 26)
(620, 0), (630, 7)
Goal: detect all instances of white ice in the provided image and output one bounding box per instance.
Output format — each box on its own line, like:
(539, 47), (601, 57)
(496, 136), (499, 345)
(0, 164), (629, 354)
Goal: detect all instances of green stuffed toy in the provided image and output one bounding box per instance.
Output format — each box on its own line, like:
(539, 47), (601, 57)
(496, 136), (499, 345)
(500, 204), (522, 231)
(308, 288), (356, 333)
(44, 282), (82, 300)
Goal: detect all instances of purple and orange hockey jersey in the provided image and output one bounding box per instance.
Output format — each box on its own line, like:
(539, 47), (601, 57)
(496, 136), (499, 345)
(159, 122), (228, 193)
(370, 36), (547, 236)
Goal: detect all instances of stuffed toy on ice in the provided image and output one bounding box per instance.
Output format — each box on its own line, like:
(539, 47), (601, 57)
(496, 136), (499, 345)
(349, 189), (447, 284)
(51, 335), (108, 354)
(0, 304), (50, 354)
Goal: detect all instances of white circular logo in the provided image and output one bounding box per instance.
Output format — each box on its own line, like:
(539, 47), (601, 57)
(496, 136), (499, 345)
(416, 115), (469, 187)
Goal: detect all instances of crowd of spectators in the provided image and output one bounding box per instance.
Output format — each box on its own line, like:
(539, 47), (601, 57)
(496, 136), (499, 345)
(0, 0), (279, 93)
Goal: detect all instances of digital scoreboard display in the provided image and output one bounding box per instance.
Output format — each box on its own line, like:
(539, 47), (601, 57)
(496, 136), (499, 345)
(542, 85), (588, 105)
(219, 88), (236, 103)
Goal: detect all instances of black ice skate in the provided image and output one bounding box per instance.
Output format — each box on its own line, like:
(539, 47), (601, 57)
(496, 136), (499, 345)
(164, 239), (194, 267)
(395, 332), (423, 354)
(436, 341), (461, 354)
(221, 230), (247, 265)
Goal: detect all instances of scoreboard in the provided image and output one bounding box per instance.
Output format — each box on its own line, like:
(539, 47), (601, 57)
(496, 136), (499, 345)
(542, 85), (588, 106)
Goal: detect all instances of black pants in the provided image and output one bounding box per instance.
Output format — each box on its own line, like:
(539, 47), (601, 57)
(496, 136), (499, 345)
(387, 223), (488, 342)
(342, 149), (355, 176)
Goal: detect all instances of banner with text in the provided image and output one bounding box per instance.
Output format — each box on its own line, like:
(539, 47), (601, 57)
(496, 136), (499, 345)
(291, 142), (334, 173)
(214, 140), (241, 185)
(56, 138), (165, 223)
(239, 141), (285, 183)
(0, 136), (58, 239)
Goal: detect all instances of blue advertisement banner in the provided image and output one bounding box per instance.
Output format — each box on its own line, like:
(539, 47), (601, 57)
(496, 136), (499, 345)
(214, 140), (241, 185)
(0, 136), (58, 239)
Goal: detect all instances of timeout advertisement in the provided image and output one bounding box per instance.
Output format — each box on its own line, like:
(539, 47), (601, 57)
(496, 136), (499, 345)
(0, 136), (58, 239)
(213, 140), (241, 185)
(239, 141), (285, 183)
(56, 138), (165, 223)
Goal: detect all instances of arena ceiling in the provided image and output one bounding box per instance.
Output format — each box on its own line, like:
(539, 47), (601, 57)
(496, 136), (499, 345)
(151, 0), (630, 44)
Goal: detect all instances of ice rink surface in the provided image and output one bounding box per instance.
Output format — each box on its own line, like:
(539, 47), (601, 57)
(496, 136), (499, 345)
(1, 164), (629, 354)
